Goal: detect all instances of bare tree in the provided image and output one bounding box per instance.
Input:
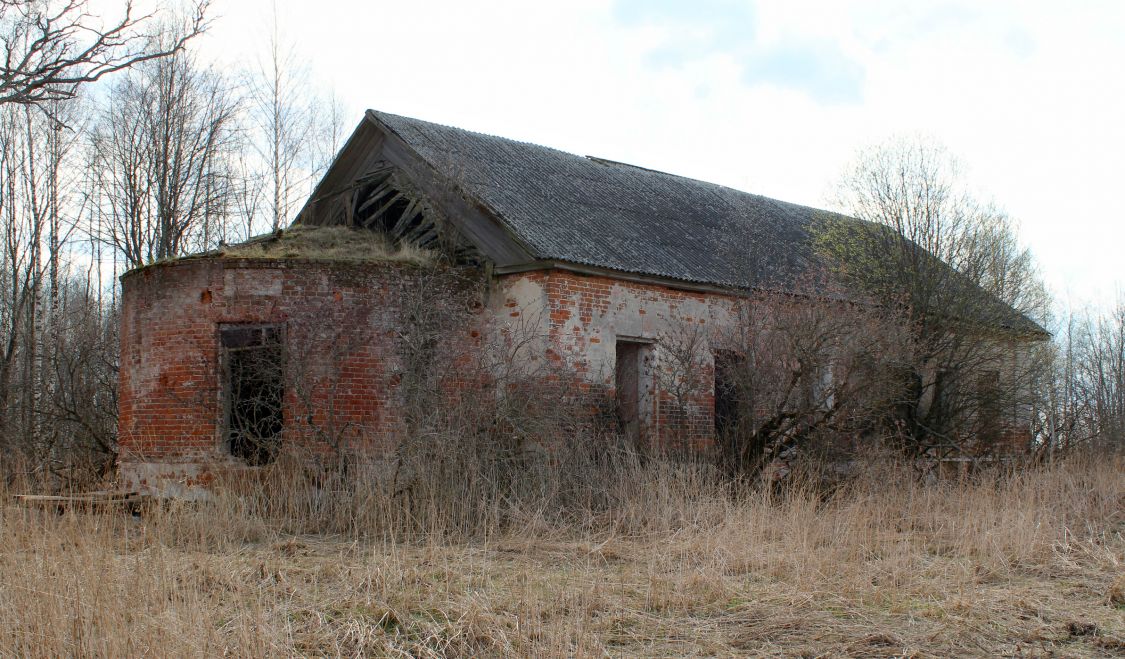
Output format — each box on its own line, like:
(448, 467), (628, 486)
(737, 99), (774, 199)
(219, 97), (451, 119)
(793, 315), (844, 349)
(243, 4), (344, 233)
(700, 288), (910, 479)
(0, 90), (121, 486)
(821, 137), (1051, 458)
(309, 90), (347, 180)
(0, 104), (45, 446)
(1073, 300), (1125, 445)
(0, 0), (209, 107)
(39, 278), (120, 478)
(87, 27), (238, 268)
(0, 102), (71, 446)
(1036, 299), (1125, 458)
(247, 4), (307, 231)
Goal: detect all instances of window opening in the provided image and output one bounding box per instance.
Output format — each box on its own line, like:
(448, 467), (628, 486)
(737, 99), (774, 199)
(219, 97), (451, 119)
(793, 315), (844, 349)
(977, 369), (1003, 443)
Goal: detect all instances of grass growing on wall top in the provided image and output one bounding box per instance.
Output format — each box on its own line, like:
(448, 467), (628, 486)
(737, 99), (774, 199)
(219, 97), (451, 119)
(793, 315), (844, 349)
(216, 225), (437, 266)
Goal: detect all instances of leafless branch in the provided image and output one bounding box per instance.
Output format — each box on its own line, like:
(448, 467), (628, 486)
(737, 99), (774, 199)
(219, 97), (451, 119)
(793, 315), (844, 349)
(0, 0), (210, 107)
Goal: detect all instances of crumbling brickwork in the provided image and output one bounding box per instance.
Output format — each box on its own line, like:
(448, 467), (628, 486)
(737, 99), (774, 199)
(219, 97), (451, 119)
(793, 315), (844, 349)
(118, 257), (468, 496)
(119, 255), (1037, 496)
(493, 269), (740, 453)
(119, 256), (748, 495)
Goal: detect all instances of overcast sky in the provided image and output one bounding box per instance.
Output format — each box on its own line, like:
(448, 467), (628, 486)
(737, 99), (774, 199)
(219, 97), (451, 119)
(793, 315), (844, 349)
(205, 0), (1125, 311)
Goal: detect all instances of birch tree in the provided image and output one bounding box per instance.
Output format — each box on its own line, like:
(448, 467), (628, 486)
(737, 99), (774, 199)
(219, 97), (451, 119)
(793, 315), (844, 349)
(0, 96), (88, 469)
(242, 4), (348, 234)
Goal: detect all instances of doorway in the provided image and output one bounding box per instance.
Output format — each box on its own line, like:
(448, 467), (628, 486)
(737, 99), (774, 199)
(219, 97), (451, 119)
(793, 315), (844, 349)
(615, 339), (651, 444)
(221, 324), (284, 465)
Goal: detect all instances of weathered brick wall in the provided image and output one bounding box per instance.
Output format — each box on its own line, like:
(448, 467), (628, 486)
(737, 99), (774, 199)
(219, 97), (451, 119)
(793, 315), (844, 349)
(121, 257), (1035, 496)
(510, 270), (1042, 459)
(493, 270), (741, 452)
(118, 257), (467, 496)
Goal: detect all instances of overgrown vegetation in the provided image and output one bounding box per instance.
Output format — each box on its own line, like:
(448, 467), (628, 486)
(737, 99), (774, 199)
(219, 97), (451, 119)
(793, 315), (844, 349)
(206, 225), (436, 265)
(817, 138), (1054, 460)
(1, 448), (1121, 656)
(0, 2), (1122, 655)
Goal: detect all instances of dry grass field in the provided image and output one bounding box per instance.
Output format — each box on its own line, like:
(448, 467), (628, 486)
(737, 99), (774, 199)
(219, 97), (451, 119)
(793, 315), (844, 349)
(1, 452), (1123, 657)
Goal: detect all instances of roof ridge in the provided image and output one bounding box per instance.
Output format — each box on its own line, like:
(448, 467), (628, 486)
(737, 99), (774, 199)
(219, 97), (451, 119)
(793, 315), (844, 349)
(367, 108), (581, 159)
(367, 109), (835, 213)
(371, 109), (750, 188)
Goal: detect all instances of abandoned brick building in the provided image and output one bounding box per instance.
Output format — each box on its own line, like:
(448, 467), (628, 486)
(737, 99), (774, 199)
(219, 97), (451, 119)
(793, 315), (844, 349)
(118, 110), (1044, 495)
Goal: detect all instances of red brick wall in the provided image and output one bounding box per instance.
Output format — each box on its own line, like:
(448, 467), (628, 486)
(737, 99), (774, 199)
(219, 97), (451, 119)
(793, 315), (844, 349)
(120, 258), (735, 482)
(137, 255), (1040, 495)
(118, 257), (458, 494)
(121, 257), (1035, 496)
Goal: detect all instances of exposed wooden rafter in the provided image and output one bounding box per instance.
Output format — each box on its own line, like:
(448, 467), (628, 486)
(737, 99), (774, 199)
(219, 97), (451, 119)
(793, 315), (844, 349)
(315, 161), (481, 264)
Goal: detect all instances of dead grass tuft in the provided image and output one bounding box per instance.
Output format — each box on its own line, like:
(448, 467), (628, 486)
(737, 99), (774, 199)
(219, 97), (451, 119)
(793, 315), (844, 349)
(1110, 573), (1125, 607)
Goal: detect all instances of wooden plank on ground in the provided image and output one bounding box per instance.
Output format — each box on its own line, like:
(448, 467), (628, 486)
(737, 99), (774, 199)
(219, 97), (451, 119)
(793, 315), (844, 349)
(12, 491), (150, 514)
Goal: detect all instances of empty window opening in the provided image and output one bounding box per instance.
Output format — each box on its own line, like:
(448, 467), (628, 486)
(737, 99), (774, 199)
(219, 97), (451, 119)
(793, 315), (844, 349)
(714, 350), (745, 438)
(221, 325), (284, 466)
(977, 369), (1003, 441)
(977, 370), (1001, 408)
(615, 340), (651, 443)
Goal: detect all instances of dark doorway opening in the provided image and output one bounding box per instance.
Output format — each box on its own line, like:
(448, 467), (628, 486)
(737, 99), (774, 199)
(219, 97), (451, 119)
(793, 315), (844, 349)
(976, 369), (1003, 445)
(615, 339), (649, 444)
(714, 350), (744, 438)
(221, 325), (284, 466)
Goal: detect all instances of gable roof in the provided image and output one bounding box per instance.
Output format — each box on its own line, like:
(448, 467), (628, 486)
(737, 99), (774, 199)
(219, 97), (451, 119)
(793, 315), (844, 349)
(367, 110), (835, 292)
(301, 109), (1045, 336)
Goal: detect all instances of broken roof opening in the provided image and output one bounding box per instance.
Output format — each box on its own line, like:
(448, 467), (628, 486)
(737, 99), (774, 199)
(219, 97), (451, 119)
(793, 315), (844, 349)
(299, 161), (482, 265)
